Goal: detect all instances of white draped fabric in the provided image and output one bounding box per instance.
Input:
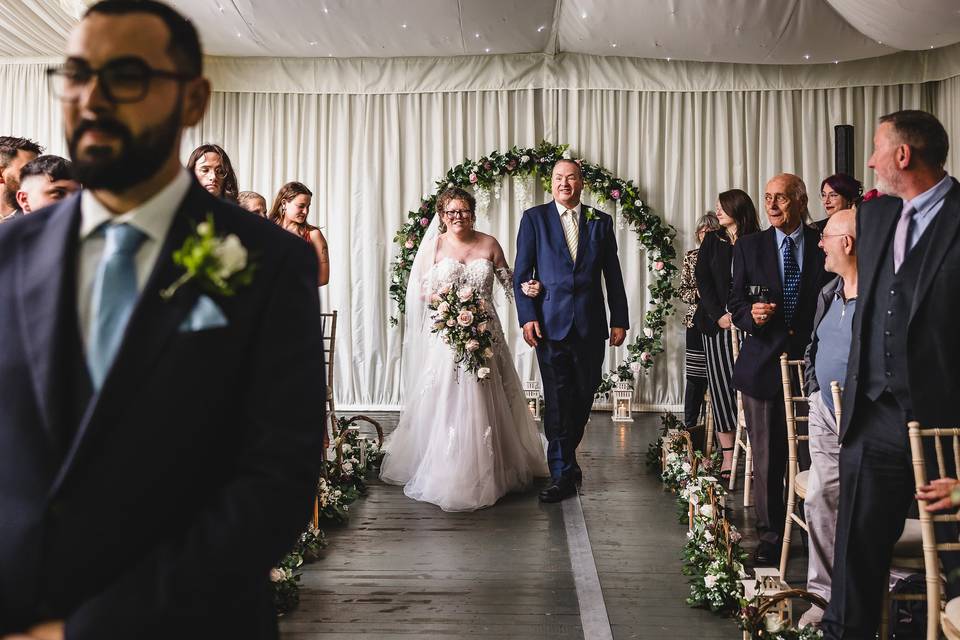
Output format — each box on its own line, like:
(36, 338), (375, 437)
(0, 53), (956, 409)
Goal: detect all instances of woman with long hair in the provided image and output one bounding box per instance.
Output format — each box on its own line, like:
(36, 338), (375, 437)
(694, 188), (761, 478)
(186, 143), (239, 203)
(268, 181), (330, 287)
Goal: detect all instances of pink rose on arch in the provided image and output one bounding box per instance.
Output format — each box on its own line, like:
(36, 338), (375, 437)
(610, 189), (621, 200)
(457, 286), (474, 302)
(639, 223), (647, 231)
(420, 217), (430, 227)
(457, 310), (474, 326)
(469, 173), (478, 184)
(404, 239), (415, 249)
(506, 160), (517, 171)
(465, 339), (480, 352)
(484, 161), (492, 171)
(420, 202), (429, 211)
(640, 351), (653, 363)
(653, 261), (665, 271)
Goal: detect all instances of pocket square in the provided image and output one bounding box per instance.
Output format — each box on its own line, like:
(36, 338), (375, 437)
(178, 295), (228, 332)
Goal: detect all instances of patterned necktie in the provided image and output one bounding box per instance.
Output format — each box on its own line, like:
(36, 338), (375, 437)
(87, 223), (147, 390)
(893, 203), (916, 273)
(563, 209), (579, 262)
(781, 236), (801, 327)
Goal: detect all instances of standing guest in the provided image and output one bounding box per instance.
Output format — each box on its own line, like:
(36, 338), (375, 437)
(799, 208), (858, 627)
(696, 189), (761, 478)
(268, 181), (330, 287)
(814, 173), (863, 233)
(0, 136), (43, 222)
(0, 1), (325, 637)
(678, 212), (720, 430)
(238, 190), (267, 217)
(185, 142), (238, 203)
(728, 174), (828, 565)
(822, 110), (960, 639)
(15, 155), (80, 213)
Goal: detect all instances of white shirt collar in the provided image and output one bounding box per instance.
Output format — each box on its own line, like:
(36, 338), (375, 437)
(79, 169), (192, 242)
(554, 201), (582, 217)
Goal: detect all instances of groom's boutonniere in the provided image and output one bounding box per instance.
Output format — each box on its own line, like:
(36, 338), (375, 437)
(160, 214), (256, 300)
(584, 206), (599, 222)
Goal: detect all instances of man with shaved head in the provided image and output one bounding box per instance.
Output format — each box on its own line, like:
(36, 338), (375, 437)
(799, 208), (857, 626)
(728, 172), (828, 566)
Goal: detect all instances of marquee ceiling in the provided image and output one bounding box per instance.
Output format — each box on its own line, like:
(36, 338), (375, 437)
(2, 0), (959, 64)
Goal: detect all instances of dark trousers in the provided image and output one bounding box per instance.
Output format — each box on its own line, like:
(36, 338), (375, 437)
(822, 392), (960, 639)
(684, 376), (708, 429)
(536, 334), (605, 480)
(741, 392), (789, 545)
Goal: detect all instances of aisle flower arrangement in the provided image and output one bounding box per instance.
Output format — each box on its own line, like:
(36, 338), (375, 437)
(271, 419), (385, 616)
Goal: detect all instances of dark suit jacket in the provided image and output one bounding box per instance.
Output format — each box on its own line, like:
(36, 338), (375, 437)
(513, 202), (628, 340)
(0, 181), (325, 638)
(840, 179), (960, 441)
(693, 229), (734, 336)
(728, 225), (828, 399)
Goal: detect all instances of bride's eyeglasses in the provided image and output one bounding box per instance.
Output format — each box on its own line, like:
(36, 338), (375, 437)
(443, 209), (473, 219)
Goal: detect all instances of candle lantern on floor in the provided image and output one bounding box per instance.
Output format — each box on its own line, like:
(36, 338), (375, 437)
(523, 380), (542, 421)
(611, 381), (634, 423)
(740, 567), (792, 638)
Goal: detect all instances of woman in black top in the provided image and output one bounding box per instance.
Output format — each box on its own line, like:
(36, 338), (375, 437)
(694, 188), (760, 478)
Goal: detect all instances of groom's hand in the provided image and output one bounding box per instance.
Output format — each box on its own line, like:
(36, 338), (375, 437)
(522, 321), (542, 347)
(609, 327), (626, 347)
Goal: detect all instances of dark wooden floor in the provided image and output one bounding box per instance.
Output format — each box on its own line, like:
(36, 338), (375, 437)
(280, 411), (807, 639)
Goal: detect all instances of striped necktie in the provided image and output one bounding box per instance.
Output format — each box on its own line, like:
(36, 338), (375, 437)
(562, 208), (579, 262)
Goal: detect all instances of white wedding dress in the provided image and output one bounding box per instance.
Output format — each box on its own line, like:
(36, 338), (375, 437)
(380, 255), (549, 512)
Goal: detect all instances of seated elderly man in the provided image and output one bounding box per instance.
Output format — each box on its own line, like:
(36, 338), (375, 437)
(15, 154), (79, 213)
(800, 208), (857, 627)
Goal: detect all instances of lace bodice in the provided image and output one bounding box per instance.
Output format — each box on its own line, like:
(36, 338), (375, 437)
(425, 258), (513, 301)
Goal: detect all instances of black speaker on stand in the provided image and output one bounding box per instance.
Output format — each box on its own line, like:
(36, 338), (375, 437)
(835, 124), (855, 177)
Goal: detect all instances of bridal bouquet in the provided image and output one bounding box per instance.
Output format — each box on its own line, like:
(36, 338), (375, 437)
(428, 283), (495, 380)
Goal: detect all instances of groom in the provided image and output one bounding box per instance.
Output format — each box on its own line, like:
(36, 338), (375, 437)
(514, 159), (629, 502)
(0, 2), (324, 638)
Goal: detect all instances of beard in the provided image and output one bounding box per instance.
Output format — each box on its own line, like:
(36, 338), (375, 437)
(68, 107), (181, 191)
(2, 174), (18, 210)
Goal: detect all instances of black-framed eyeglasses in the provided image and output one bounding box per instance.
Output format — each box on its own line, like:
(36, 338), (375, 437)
(443, 209), (473, 219)
(46, 57), (197, 104)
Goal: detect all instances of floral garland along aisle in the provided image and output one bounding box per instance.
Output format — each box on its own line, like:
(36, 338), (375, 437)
(388, 141), (679, 395)
(652, 415), (824, 639)
(271, 419), (385, 615)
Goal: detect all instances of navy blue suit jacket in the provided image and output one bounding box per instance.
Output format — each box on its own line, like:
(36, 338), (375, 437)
(513, 202), (628, 340)
(729, 225), (828, 400)
(0, 181), (325, 638)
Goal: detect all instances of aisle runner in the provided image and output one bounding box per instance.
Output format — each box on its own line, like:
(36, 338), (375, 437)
(562, 494), (614, 640)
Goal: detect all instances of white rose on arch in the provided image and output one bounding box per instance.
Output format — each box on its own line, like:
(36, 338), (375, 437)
(643, 327), (654, 339)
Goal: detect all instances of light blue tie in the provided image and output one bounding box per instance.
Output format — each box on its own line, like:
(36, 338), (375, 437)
(87, 223), (146, 390)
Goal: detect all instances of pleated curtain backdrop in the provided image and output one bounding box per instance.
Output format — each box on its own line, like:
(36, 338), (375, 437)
(0, 57), (953, 409)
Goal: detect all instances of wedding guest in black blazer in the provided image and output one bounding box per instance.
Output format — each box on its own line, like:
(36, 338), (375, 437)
(0, 3), (324, 638)
(822, 111), (960, 639)
(694, 189), (760, 478)
(728, 173), (828, 565)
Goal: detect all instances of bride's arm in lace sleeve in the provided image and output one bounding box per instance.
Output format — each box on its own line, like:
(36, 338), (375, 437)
(491, 240), (515, 301)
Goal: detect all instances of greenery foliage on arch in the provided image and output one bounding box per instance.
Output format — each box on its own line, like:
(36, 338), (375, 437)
(389, 141), (679, 394)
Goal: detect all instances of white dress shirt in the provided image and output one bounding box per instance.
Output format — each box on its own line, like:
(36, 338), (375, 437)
(554, 200), (582, 219)
(77, 169), (192, 351)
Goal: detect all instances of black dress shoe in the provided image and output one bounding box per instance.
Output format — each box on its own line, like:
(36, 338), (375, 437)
(539, 479), (577, 503)
(752, 541), (781, 566)
(572, 468), (583, 487)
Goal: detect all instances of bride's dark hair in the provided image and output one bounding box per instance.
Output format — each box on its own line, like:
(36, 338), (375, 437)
(435, 187), (476, 233)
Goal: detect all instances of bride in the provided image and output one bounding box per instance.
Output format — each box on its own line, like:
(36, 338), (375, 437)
(380, 187), (549, 511)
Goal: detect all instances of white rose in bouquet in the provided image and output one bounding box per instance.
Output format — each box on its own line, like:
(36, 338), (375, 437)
(477, 367), (491, 379)
(457, 286), (474, 302)
(437, 301), (450, 314)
